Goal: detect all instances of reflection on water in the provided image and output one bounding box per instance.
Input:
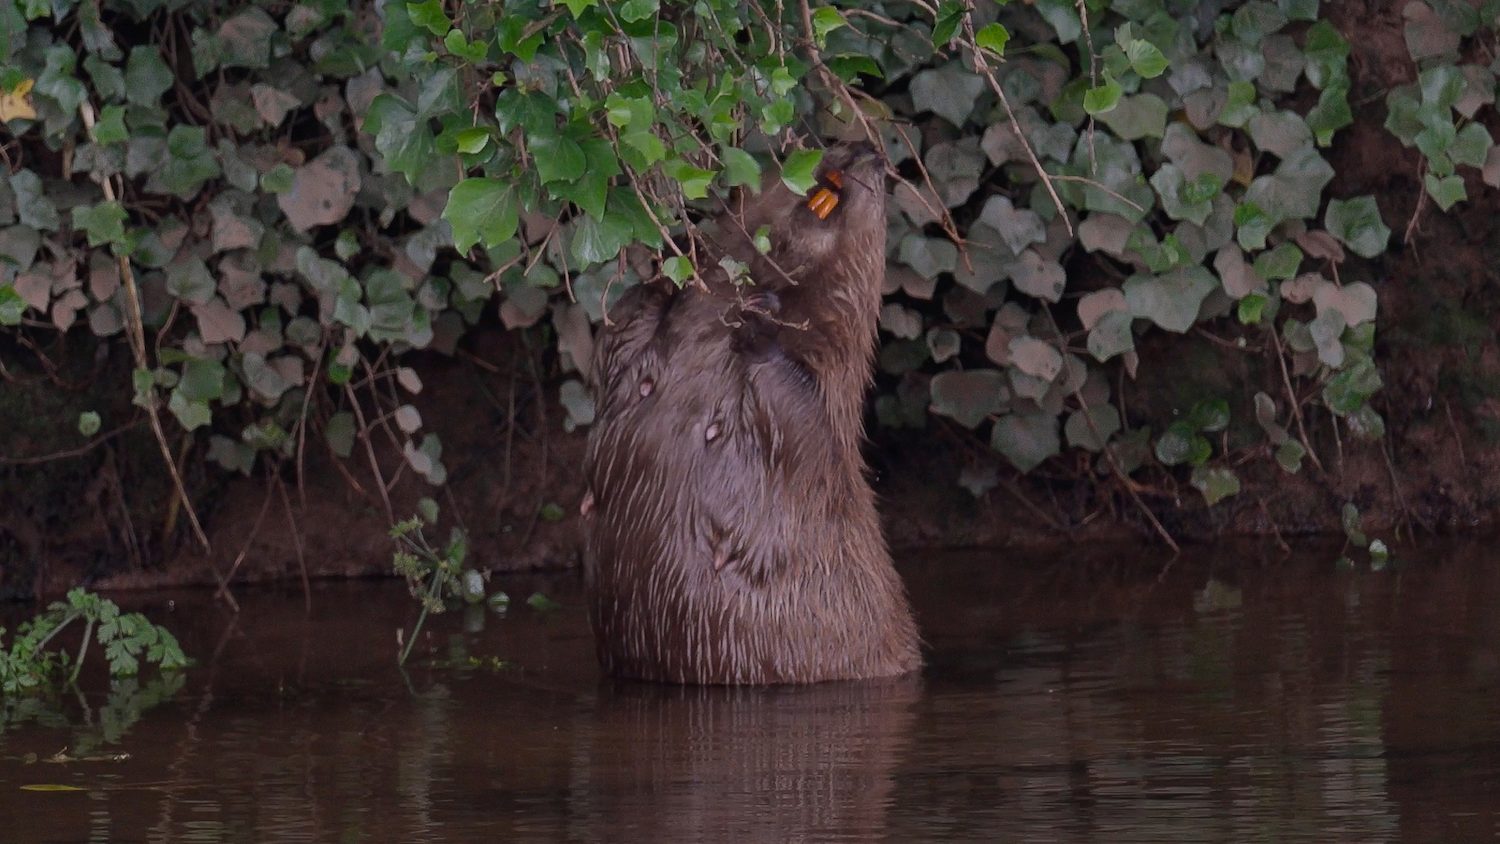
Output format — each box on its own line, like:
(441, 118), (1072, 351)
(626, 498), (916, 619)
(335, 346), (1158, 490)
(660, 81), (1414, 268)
(3, 542), (1500, 841)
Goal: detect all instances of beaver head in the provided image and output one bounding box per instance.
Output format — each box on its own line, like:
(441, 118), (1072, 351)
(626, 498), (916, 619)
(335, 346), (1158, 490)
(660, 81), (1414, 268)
(728, 142), (888, 299)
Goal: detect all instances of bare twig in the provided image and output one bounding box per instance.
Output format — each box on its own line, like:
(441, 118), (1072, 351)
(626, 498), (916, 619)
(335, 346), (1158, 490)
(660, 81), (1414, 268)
(1268, 326), (1325, 472)
(276, 477), (312, 614)
(0, 420), (145, 465)
(79, 100), (212, 555)
(962, 17), (1074, 237)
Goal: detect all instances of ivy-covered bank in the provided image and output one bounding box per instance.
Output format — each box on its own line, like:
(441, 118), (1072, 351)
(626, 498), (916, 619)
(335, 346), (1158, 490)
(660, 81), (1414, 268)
(2, 0), (1499, 592)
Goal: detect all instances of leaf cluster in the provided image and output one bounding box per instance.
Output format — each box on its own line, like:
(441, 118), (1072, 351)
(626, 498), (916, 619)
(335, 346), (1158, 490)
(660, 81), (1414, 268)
(0, 588), (187, 694)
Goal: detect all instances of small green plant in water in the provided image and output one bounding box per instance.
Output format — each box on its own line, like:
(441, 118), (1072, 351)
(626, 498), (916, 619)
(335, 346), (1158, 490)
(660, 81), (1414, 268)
(0, 589), (187, 694)
(393, 497), (498, 666)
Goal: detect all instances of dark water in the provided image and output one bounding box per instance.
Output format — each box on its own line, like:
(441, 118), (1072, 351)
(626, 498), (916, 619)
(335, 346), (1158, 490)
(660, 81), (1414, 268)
(3, 542), (1500, 842)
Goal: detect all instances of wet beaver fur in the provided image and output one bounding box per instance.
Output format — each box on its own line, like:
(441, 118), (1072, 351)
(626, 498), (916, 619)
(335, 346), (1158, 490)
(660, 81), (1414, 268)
(582, 143), (921, 684)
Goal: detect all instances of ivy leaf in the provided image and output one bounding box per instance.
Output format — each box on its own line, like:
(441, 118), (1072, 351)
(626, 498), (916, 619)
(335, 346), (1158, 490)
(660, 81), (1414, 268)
(910, 62), (986, 127)
(722, 148), (761, 188)
(619, 0), (659, 23)
(165, 256), (216, 305)
(1324, 196), (1390, 259)
(930, 370), (1008, 428)
(1124, 267), (1217, 333)
(1191, 466), (1241, 505)
(1123, 38), (1167, 78)
(71, 201), (128, 247)
(1087, 310), (1135, 361)
(1423, 172), (1466, 210)
(124, 46), (172, 107)
(931, 0), (965, 49)
(992, 411), (1061, 472)
(550, 138), (620, 219)
(167, 389), (212, 431)
(443, 178), (519, 253)
(178, 357), (226, 402)
(664, 159), (715, 199)
(662, 256), (694, 285)
(1449, 122), (1493, 168)
(1065, 404), (1122, 452)
(780, 148), (823, 195)
(812, 7), (846, 48)
(1083, 77), (1123, 115)
(94, 104), (128, 144)
(405, 0), (450, 36)
(532, 134), (588, 184)
(975, 23), (1010, 57)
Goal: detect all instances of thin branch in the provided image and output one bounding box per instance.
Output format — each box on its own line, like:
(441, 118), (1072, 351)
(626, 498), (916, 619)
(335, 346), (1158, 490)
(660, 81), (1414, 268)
(962, 17), (1074, 237)
(1268, 326), (1325, 472)
(78, 100), (211, 555)
(0, 420), (145, 465)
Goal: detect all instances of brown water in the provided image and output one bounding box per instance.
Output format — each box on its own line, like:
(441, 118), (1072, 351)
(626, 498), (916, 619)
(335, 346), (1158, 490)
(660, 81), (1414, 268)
(3, 542), (1499, 842)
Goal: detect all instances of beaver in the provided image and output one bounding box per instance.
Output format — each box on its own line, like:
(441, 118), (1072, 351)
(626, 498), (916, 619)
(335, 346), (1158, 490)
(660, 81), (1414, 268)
(582, 142), (921, 684)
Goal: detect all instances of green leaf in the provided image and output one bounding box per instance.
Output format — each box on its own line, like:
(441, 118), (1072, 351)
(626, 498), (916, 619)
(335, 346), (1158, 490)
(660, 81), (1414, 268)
(1275, 439), (1306, 473)
(1449, 122), (1493, 168)
(619, 0), (659, 22)
(1191, 466), (1241, 505)
(1324, 196), (1390, 259)
(95, 104), (129, 145)
(1219, 81), (1260, 128)
(975, 23), (1011, 57)
(77, 411), (101, 437)
(165, 257), (216, 305)
(1155, 422), (1208, 466)
(405, 0), (449, 36)
(1237, 293), (1268, 324)
(780, 148), (823, 195)
(722, 148), (762, 188)
(662, 256), (694, 285)
(1188, 398), (1231, 433)
(1423, 172), (1466, 210)
(532, 134), (588, 184)
(1252, 242), (1303, 280)
(560, 0), (596, 16)
(931, 0), (965, 49)
(825, 54), (883, 81)
(812, 7), (846, 48)
(261, 162), (294, 193)
(497, 15), (545, 61)
(443, 29), (488, 62)
(167, 389), (211, 431)
(548, 139), (620, 219)
(991, 411), (1060, 472)
(1341, 502), (1366, 545)
(1083, 77), (1123, 115)
(71, 201), (128, 247)
(124, 45), (172, 106)
(1322, 354), (1383, 415)
(178, 357), (226, 402)
(1123, 38), (1167, 78)
(1124, 266), (1217, 333)
(664, 159), (715, 199)
(443, 178), (519, 253)
(527, 591), (562, 612)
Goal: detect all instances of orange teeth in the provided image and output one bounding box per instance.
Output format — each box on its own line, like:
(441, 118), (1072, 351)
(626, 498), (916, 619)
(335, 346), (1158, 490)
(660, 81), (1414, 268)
(826, 169), (844, 189)
(807, 187), (839, 219)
